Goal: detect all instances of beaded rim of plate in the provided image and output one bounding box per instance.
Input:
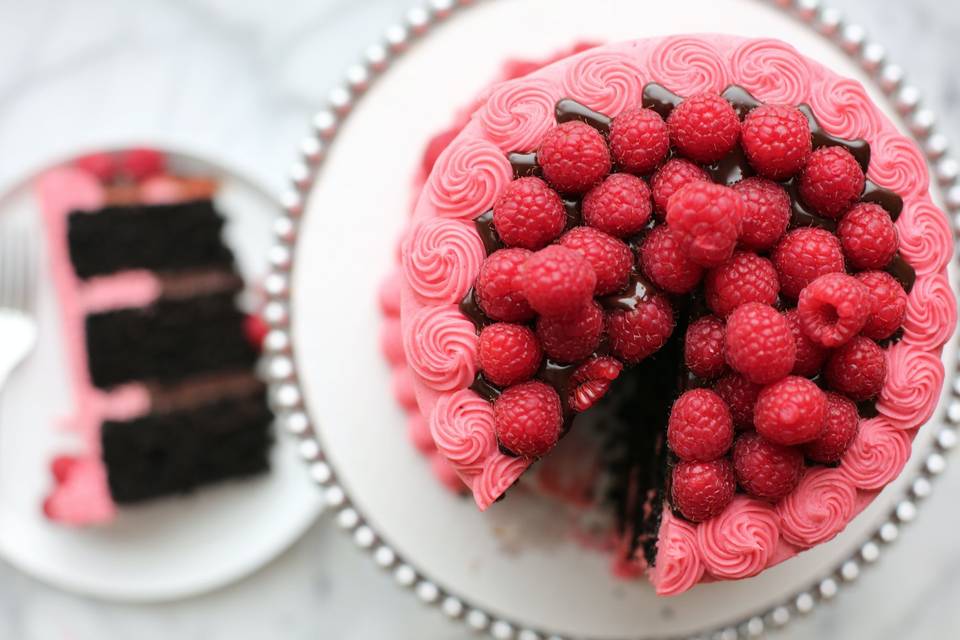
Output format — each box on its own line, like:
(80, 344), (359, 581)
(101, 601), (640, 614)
(262, 1), (960, 638)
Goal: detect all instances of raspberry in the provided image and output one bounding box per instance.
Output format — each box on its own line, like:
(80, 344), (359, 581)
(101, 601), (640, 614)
(732, 177), (791, 251)
(605, 294), (675, 364)
(724, 302), (796, 385)
(538, 121), (612, 194)
(856, 271), (907, 340)
(492, 177), (566, 250)
(732, 432), (804, 501)
(522, 245), (596, 317)
(494, 381), (563, 458)
(713, 373), (762, 429)
(784, 309), (828, 377)
(119, 148), (166, 182)
(704, 251), (780, 318)
(667, 92), (741, 164)
(581, 173), (653, 238)
(609, 106), (670, 174)
(684, 315), (727, 379)
(666, 181), (744, 268)
(638, 225), (704, 294)
(243, 313), (268, 352)
(797, 273), (870, 348)
(651, 158), (710, 219)
(536, 301), (604, 363)
(478, 323), (543, 387)
(824, 336), (887, 401)
(803, 392), (860, 463)
(569, 356), (623, 412)
(797, 146), (865, 218)
(754, 376), (827, 445)
(772, 227), (845, 299)
(671, 459), (736, 522)
(741, 104), (812, 180)
(668, 389), (734, 461)
(475, 248), (535, 322)
(75, 152), (118, 182)
(558, 226), (633, 295)
(837, 202), (899, 270)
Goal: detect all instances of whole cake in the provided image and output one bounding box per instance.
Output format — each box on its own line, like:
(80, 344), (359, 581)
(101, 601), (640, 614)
(384, 36), (956, 595)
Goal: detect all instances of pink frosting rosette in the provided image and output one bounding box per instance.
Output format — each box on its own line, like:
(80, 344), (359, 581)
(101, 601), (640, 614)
(403, 304), (478, 392)
(429, 389), (499, 477)
(653, 511), (705, 596)
(841, 418), (912, 490)
(868, 131), (930, 198)
(877, 344), (945, 429)
(476, 77), (558, 153)
(561, 50), (644, 117)
(902, 274), (957, 351)
(408, 414), (436, 454)
(391, 367), (418, 411)
(380, 317), (405, 367)
(648, 37), (728, 96)
(729, 39), (811, 105)
(697, 496), (780, 579)
(809, 77), (883, 139)
(402, 218), (485, 305)
(426, 137), (511, 220)
(473, 453), (532, 510)
(897, 200), (953, 276)
(777, 467), (857, 548)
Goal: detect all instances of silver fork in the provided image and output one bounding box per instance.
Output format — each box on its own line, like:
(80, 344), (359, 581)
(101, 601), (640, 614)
(0, 223), (38, 392)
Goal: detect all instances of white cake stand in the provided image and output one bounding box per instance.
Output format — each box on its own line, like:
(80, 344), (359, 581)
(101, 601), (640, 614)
(266, 1), (960, 637)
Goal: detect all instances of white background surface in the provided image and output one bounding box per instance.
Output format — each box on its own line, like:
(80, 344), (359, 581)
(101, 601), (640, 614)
(0, 0), (957, 638)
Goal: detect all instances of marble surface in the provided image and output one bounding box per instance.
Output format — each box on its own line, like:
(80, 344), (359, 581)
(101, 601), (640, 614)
(0, 0), (957, 638)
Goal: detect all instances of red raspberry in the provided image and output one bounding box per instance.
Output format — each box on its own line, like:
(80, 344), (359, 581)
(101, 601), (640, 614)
(704, 251), (780, 318)
(837, 202), (899, 270)
(803, 392), (860, 463)
(732, 177), (791, 251)
(569, 356), (623, 413)
(492, 177), (566, 250)
(668, 389), (734, 462)
(798, 146), (865, 218)
(713, 373), (761, 429)
(536, 301), (604, 363)
(741, 104), (812, 180)
(119, 148), (166, 182)
(478, 323), (543, 387)
(797, 273), (870, 348)
(666, 181), (744, 268)
(732, 432), (804, 501)
(609, 106), (670, 174)
(772, 227), (845, 299)
(475, 248), (535, 322)
(824, 336), (887, 401)
(784, 309), (828, 377)
(582, 173), (652, 238)
(558, 227), (633, 296)
(684, 315), (727, 379)
(724, 303), (796, 385)
(522, 245), (597, 317)
(494, 381), (563, 458)
(638, 225), (704, 294)
(75, 152), (119, 182)
(605, 294), (675, 364)
(856, 271), (908, 340)
(667, 92), (741, 164)
(651, 158), (710, 219)
(243, 313), (268, 352)
(754, 375), (827, 445)
(538, 121), (612, 194)
(671, 458), (736, 522)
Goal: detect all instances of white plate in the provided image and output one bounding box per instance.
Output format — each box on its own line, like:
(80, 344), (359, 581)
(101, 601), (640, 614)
(0, 150), (323, 603)
(289, 0), (957, 637)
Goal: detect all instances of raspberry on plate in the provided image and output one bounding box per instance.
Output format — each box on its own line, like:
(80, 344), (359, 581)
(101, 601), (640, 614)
(582, 173), (653, 238)
(724, 302), (796, 385)
(492, 177), (566, 250)
(538, 121), (612, 194)
(668, 389), (734, 462)
(522, 245), (597, 317)
(558, 226), (634, 295)
(740, 104), (812, 180)
(732, 177), (791, 251)
(671, 458), (736, 523)
(783, 309), (828, 377)
(666, 181), (744, 268)
(733, 432), (804, 502)
(754, 376), (827, 445)
(605, 293), (675, 364)
(704, 251), (780, 318)
(824, 336), (887, 401)
(478, 323), (543, 387)
(684, 315), (727, 379)
(856, 270), (908, 340)
(493, 381), (563, 458)
(475, 248), (535, 322)
(651, 158), (710, 218)
(609, 106), (670, 175)
(638, 225), (704, 294)
(119, 148), (166, 182)
(713, 372), (761, 429)
(803, 392), (859, 463)
(666, 92), (741, 164)
(772, 227), (845, 299)
(569, 356), (623, 413)
(797, 272), (870, 348)
(797, 146), (865, 218)
(837, 202), (899, 270)
(536, 301), (604, 363)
